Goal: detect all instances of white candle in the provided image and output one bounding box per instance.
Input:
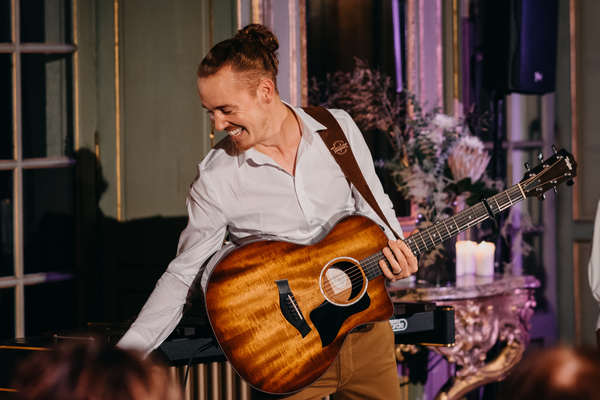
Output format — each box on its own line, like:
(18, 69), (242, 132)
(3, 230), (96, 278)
(475, 241), (496, 276)
(456, 240), (477, 276)
(456, 273), (476, 287)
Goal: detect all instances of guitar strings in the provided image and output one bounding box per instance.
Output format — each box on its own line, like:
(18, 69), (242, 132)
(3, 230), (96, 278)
(311, 199), (504, 296)
(319, 169), (552, 297)
(321, 184), (523, 293)
(302, 160), (553, 298)
(519, 157), (563, 193)
(292, 176), (540, 300)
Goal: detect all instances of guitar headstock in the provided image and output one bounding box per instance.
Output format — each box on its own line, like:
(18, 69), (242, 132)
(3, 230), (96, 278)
(520, 147), (577, 200)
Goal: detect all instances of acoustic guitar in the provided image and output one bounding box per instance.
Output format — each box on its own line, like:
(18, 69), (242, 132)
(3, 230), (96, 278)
(204, 147), (577, 394)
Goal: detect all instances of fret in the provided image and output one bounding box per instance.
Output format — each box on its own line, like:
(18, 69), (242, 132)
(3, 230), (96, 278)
(466, 207), (477, 227)
(517, 182), (526, 199)
(437, 223), (447, 243)
(417, 232), (428, 251)
(425, 228), (436, 247)
(405, 235), (420, 254)
(407, 241), (418, 255)
(503, 191), (513, 210)
(494, 191), (509, 213)
(433, 223), (446, 243)
(456, 210), (469, 233)
(407, 245), (418, 257)
(475, 203), (487, 220)
(494, 192), (506, 212)
(446, 216), (460, 236)
(513, 185), (525, 202)
(477, 204), (489, 222)
(492, 196), (501, 214)
(472, 204), (481, 219)
(442, 219), (452, 238)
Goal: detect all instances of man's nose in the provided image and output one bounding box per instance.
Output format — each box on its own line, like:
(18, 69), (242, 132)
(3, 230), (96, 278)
(213, 112), (227, 131)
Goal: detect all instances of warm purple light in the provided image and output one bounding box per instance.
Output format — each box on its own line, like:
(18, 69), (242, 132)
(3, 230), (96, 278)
(392, 0), (403, 92)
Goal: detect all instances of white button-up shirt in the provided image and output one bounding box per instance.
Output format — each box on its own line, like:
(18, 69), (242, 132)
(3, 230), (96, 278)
(118, 106), (403, 355)
(588, 200), (600, 330)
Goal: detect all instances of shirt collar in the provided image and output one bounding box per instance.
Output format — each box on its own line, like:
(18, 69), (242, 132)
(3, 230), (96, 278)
(237, 101), (327, 167)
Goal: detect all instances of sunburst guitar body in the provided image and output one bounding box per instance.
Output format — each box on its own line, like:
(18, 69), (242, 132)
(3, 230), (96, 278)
(205, 214), (393, 395)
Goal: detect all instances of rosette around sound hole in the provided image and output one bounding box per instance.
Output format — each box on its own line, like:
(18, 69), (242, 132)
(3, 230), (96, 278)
(319, 257), (367, 306)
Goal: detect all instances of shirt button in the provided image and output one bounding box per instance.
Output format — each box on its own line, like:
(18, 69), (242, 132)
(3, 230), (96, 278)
(310, 220), (314, 224)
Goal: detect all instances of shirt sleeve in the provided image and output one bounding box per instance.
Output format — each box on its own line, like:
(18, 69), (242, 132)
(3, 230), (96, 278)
(117, 165), (227, 356)
(328, 109), (403, 240)
(588, 199), (600, 330)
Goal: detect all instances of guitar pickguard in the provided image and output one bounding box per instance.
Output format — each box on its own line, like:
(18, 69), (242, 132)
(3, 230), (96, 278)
(310, 293), (371, 348)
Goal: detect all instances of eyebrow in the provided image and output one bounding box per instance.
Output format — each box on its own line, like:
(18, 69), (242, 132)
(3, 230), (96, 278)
(201, 103), (237, 111)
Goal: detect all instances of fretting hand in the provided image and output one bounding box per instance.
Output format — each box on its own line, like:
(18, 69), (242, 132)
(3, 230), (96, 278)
(379, 229), (419, 282)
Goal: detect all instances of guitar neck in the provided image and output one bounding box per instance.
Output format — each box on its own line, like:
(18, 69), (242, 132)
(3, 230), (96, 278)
(361, 182), (527, 281)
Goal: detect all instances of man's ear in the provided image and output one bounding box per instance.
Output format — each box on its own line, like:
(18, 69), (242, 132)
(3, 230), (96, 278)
(257, 78), (276, 104)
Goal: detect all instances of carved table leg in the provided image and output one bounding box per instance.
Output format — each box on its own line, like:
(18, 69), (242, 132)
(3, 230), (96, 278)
(431, 289), (536, 400)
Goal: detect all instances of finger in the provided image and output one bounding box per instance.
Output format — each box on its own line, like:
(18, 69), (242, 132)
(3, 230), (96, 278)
(383, 242), (411, 281)
(390, 239), (418, 275)
(380, 247), (409, 282)
(378, 248), (399, 281)
(399, 239), (419, 274)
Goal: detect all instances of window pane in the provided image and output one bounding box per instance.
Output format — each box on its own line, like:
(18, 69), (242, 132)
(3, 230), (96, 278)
(21, 53), (73, 159)
(0, 53), (13, 160)
(20, 0), (72, 43)
(0, 170), (13, 277)
(25, 280), (77, 336)
(0, 287), (15, 340)
(0, 0), (10, 42)
(23, 167), (74, 274)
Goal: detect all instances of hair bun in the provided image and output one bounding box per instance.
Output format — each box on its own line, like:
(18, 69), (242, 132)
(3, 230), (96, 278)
(235, 24), (279, 53)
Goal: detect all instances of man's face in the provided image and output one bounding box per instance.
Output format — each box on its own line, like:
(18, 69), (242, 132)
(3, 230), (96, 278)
(198, 68), (270, 152)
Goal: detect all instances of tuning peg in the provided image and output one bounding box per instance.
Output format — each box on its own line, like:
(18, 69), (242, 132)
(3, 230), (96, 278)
(567, 179), (575, 186)
(538, 153), (544, 163)
(552, 145), (557, 154)
(538, 194), (546, 201)
(553, 186), (558, 193)
(524, 162), (531, 171)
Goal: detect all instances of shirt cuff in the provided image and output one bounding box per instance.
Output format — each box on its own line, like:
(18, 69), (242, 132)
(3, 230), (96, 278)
(117, 329), (154, 358)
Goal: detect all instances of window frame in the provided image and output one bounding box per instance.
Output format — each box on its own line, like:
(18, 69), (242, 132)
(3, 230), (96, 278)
(0, 0), (77, 338)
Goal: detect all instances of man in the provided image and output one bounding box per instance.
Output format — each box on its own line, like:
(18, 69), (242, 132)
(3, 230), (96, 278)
(118, 24), (418, 399)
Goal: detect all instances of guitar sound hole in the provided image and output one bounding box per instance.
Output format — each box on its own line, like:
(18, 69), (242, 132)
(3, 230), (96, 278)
(320, 258), (367, 306)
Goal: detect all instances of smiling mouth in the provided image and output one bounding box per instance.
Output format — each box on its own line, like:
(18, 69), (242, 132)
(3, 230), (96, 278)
(227, 127), (243, 137)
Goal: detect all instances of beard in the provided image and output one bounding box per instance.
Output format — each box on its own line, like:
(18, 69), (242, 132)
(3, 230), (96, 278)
(232, 107), (272, 152)
(233, 135), (253, 152)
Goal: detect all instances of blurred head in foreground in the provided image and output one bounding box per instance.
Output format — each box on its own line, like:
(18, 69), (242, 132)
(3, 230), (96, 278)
(498, 346), (600, 400)
(11, 342), (179, 400)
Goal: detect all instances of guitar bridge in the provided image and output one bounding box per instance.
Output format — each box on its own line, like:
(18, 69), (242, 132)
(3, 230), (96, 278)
(275, 280), (311, 338)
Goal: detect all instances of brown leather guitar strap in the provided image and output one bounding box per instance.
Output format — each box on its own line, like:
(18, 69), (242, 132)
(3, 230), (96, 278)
(302, 106), (402, 240)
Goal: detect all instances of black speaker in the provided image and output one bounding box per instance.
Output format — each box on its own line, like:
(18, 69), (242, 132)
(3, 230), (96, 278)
(482, 0), (559, 95)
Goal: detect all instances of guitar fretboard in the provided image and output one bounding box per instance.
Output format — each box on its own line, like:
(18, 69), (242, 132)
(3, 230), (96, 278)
(360, 182), (526, 281)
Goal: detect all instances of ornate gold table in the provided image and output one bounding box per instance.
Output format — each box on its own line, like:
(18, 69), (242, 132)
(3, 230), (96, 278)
(387, 274), (540, 400)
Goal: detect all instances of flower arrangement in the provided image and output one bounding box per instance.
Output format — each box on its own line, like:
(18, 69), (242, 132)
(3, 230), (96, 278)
(377, 99), (502, 269)
(309, 60), (502, 271)
(379, 98), (500, 224)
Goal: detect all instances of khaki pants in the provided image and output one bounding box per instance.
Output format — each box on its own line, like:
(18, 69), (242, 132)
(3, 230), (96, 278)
(251, 321), (401, 400)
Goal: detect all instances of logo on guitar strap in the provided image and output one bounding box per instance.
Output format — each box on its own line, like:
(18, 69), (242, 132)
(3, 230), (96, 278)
(331, 140), (349, 155)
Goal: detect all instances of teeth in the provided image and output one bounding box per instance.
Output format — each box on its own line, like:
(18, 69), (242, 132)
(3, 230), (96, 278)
(228, 127), (242, 137)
